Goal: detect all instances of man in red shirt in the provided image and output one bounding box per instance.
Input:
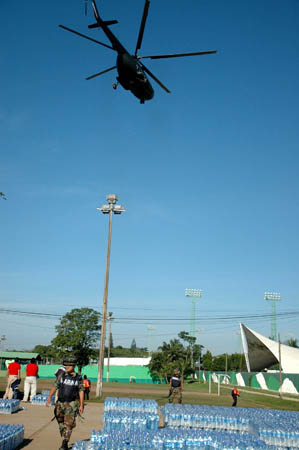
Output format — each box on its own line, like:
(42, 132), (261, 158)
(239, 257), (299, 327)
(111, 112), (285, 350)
(3, 358), (21, 399)
(23, 358), (39, 402)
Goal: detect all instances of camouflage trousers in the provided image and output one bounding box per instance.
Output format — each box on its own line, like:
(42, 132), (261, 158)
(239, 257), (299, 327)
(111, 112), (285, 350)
(54, 400), (79, 440)
(168, 387), (182, 404)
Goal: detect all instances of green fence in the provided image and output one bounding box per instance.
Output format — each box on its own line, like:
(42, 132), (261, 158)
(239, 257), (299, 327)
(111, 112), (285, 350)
(199, 370), (299, 395)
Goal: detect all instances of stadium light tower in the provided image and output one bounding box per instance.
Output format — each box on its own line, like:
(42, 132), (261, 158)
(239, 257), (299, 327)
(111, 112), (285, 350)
(264, 292), (281, 341)
(96, 194), (125, 398)
(185, 289), (203, 339)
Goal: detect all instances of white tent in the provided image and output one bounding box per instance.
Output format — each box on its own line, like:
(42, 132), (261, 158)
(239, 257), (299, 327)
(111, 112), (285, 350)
(240, 324), (299, 374)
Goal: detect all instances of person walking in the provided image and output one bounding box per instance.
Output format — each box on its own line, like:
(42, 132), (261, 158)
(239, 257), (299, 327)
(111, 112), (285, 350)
(231, 386), (240, 407)
(83, 375), (91, 400)
(23, 358), (39, 402)
(168, 368), (183, 404)
(3, 358), (21, 400)
(46, 358), (84, 450)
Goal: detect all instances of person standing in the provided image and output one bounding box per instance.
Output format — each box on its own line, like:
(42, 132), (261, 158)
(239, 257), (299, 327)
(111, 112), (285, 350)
(3, 358), (21, 400)
(168, 368), (183, 404)
(23, 358), (39, 402)
(83, 375), (91, 401)
(46, 358), (84, 450)
(231, 386), (240, 407)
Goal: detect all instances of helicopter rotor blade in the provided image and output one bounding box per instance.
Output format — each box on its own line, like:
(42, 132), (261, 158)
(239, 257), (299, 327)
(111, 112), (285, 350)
(134, 0), (150, 56)
(139, 62), (170, 94)
(138, 50), (217, 59)
(59, 25), (115, 51)
(86, 65), (117, 80)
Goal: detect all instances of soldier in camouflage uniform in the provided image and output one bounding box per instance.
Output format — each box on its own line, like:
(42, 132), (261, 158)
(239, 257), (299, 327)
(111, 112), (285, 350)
(46, 358), (84, 450)
(168, 368), (183, 404)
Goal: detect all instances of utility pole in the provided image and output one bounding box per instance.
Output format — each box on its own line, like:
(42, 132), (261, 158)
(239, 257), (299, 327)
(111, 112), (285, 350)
(264, 292), (281, 341)
(196, 328), (203, 381)
(236, 330), (243, 371)
(96, 194), (125, 398)
(278, 332), (283, 398)
(107, 312), (114, 383)
(148, 325), (155, 356)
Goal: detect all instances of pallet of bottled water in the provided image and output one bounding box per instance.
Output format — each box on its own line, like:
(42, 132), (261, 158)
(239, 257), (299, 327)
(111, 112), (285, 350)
(161, 404), (299, 448)
(31, 394), (55, 406)
(0, 400), (20, 415)
(0, 424), (24, 450)
(72, 428), (274, 449)
(104, 397), (158, 413)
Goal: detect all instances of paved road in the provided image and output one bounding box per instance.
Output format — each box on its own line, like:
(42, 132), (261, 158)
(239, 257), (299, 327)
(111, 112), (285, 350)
(1, 402), (103, 449)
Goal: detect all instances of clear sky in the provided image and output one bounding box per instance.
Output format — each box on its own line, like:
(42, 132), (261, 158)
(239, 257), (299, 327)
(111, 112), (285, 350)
(1, 0), (298, 356)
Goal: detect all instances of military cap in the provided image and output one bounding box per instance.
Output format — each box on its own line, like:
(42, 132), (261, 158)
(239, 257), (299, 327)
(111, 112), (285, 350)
(63, 357), (77, 366)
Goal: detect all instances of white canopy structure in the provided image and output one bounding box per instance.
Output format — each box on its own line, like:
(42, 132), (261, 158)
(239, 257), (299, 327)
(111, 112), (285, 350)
(240, 324), (299, 374)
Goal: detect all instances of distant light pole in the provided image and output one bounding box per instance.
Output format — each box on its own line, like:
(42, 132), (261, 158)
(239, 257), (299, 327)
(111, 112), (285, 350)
(148, 325), (155, 356)
(0, 335), (6, 351)
(106, 312), (114, 383)
(96, 194), (125, 398)
(185, 289), (203, 339)
(264, 292), (281, 341)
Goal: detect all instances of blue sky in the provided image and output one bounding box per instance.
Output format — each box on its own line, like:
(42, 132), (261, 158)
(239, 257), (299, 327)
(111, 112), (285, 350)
(1, 0), (298, 355)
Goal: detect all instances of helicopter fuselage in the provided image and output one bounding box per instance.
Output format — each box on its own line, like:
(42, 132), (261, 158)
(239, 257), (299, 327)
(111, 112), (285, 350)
(116, 53), (154, 103)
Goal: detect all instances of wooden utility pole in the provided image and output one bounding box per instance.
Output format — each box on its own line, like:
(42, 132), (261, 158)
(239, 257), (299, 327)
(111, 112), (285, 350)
(96, 208), (113, 398)
(107, 312), (114, 383)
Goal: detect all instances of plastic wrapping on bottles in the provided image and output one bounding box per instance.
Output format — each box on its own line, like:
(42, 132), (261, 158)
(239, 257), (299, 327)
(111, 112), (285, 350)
(0, 400), (20, 415)
(0, 424), (24, 450)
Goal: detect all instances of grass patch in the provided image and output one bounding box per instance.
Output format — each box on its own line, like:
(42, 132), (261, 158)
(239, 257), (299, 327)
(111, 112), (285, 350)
(1, 377), (298, 411)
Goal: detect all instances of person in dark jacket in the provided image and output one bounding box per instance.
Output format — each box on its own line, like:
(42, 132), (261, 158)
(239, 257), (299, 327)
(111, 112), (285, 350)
(168, 368), (183, 404)
(46, 358), (84, 450)
(231, 386), (240, 407)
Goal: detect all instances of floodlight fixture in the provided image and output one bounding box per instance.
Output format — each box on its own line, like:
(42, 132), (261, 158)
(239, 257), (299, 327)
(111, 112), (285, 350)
(185, 288), (203, 298)
(264, 292), (281, 301)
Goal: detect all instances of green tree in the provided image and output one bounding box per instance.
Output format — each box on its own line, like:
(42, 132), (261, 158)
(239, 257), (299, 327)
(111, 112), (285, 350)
(130, 338), (137, 354)
(51, 307), (101, 373)
(32, 344), (58, 362)
(285, 337), (299, 348)
(202, 350), (213, 370)
(148, 335), (194, 383)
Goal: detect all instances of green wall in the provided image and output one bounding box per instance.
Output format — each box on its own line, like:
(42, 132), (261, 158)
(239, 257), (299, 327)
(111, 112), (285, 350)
(37, 364), (163, 384)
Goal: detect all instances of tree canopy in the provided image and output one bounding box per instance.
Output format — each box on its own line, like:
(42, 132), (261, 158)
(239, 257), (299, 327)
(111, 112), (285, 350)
(51, 307), (101, 372)
(147, 332), (204, 383)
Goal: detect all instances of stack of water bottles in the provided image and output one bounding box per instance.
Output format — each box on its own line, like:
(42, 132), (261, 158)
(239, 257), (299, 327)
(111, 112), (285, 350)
(161, 404), (250, 431)
(73, 398), (299, 449)
(31, 393), (55, 406)
(104, 397), (158, 414)
(73, 428), (273, 449)
(0, 424), (24, 450)
(104, 397), (159, 432)
(161, 404), (299, 448)
(0, 400), (20, 414)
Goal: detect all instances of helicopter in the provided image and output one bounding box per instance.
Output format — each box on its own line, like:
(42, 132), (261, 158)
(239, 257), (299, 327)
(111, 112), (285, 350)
(59, 0), (217, 104)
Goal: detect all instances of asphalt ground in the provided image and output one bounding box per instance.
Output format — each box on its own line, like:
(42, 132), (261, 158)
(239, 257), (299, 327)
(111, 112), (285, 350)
(0, 401), (104, 449)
